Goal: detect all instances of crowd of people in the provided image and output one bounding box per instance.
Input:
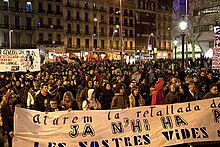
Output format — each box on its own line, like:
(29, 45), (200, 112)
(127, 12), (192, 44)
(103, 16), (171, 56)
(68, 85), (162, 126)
(0, 57), (219, 147)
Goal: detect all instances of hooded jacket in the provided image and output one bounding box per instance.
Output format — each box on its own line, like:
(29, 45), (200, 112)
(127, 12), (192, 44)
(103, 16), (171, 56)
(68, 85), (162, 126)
(151, 78), (165, 105)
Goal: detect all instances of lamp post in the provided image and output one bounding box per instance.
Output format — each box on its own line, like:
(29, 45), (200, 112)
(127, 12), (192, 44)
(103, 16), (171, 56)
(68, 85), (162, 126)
(9, 30), (13, 49)
(91, 34), (96, 52)
(173, 38), (178, 60)
(179, 18), (187, 69)
(147, 33), (154, 59)
(119, 0), (123, 68)
(94, 18), (100, 49)
(111, 25), (119, 49)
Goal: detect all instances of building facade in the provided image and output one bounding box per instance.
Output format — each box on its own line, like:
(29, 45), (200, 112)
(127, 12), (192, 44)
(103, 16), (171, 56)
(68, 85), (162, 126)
(0, 0), (173, 59)
(189, 0), (220, 57)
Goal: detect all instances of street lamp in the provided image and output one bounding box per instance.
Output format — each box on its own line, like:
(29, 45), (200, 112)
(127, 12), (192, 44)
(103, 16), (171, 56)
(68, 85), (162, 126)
(91, 34), (96, 51)
(119, 0), (123, 68)
(173, 38), (178, 60)
(9, 30), (13, 49)
(94, 18), (100, 49)
(111, 25), (119, 49)
(147, 33), (154, 59)
(179, 17), (187, 69)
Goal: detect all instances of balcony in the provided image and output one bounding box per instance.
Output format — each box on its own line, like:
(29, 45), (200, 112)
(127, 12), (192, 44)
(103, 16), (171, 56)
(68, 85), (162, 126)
(55, 11), (63, 15)
(84, 19), (90, 22)
(11, 25), (21, 29)
(55, 0), (62, 2)
(75, 17), (82, 21)
(0, 6), (9, 11)
(92, 7), (98, 11)
(75, 3), (81, 9)
(10, 7), (23, 13)
(64, 2), (74, 7)
(65, 30), (74, 35)
(0, 43), (36, 49)
(0, 24), (9, 29)
(54, 25), (63, 29)
(37, 40), (64, 45)
(38, 9), (46, 13)
(47, 10), (54, 14)
(84, 6), (90, 10)
(99, 7), (106, 12)
(65, 17), (75, 21)
(24, 26), (35, 30)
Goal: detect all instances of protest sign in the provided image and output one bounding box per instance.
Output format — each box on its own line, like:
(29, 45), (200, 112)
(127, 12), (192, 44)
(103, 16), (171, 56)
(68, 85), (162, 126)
(212, 47), (220, 69)
(0, 49), (40, 72)
(13, 98), (220, 147)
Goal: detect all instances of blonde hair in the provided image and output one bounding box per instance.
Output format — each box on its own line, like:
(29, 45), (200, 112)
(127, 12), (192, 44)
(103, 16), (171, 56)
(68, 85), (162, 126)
(63, 91), (74, 101)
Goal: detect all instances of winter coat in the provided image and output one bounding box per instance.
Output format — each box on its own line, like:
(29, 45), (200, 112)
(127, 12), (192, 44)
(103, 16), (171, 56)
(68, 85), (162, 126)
(151, 79), (165, 105)
(129, 93), (145, 108)
(111, 93), (129, 109)
(203, 92), (220, 99)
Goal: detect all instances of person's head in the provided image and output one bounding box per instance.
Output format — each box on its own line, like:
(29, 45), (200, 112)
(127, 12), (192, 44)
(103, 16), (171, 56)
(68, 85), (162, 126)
(105, 83), (111, 91)
(87, 80), (93, 88)
(209, 84), (218, 95)
(188, 82), (196, 92)
(50, 98), (58, 109)
(63, 91), (74, 109)
(193, 76), (199, 83)
(88, 89), (95, 100)
(116, 83), (126, 94)
(200, 70), (206, 77)
(175, 79), (181, 87)
(170, 84), (176, 92)
(40, 83), (48, 95)
(131, 86), (139, 96)
(171, 77), (176, 84)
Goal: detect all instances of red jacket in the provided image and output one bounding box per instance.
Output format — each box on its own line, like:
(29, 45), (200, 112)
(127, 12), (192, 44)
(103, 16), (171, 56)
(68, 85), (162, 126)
(151, 79), (165, 105)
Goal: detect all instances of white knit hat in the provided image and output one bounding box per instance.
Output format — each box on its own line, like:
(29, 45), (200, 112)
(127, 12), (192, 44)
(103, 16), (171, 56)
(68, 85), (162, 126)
(88, 89), (94, 99)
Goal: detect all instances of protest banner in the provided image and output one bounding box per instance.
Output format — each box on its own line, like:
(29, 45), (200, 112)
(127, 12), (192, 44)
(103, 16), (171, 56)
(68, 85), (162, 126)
(212, 47), (220, 69)
(13, 98), (220, 147)
(0, 49), (40, 72)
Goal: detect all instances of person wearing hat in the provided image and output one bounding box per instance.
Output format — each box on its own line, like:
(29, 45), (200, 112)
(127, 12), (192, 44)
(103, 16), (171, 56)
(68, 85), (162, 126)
(82, 89), (101, 110)
(60, 91), (79, 111)
(111, 83), (129, 109)
(203, 84), (220, 99)
(129, 86), (145, 108)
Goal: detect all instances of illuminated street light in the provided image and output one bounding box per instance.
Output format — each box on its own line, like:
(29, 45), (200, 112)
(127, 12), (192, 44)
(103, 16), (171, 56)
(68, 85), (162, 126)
(179, 17), (187, 69)
(94, 18), (100, 49)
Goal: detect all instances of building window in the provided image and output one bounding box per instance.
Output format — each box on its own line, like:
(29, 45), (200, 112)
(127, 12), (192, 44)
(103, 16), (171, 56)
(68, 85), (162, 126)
(101, 40), (104, 49)
(129, 30), (133, 37)
(68, 38), (72, 47)
(39, 33), (43, 42)
(57, 34), (61, 43)
(85, 12), (88, 21)
(15, 16), (20, 28)
(67, 23), (71, 32)
(38, 2), (43, 10)
(109, 17), (113, 25)
(85, 39), (89, 48)
(77, 24), (80, 34)
(76, 11), (80, 20)
(3, 1), (8, 11)
(38, 17), (43, 27)
(15, 33), (20, 46)
(93, 26), (97, 34)
(109, 7), (113, 13)
(48, 34), (52, 43)
(77, 38), (80, 48)
(101, 27), (104, 36)
(85, 2), (88, 9)
(67, 10), (71, 19)
(85, 25), (89, 35)
(27, 34), (32, 46)
(130, 41), (133, 49)
(57, 19), (60, 26)
(26, 17), (32, 29)
(124, 41), (127, 49)
(116, 41), (119, 49)
(4, 32), (8, 43)
(4, 15), (9, 28)
(48, 18), (52, 26)
(26, 2), (32, 12)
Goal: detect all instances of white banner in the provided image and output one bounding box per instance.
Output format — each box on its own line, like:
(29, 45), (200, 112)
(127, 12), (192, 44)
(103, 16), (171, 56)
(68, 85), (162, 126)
(13, 98), (220, 147)
(0, 49), (40, 72)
